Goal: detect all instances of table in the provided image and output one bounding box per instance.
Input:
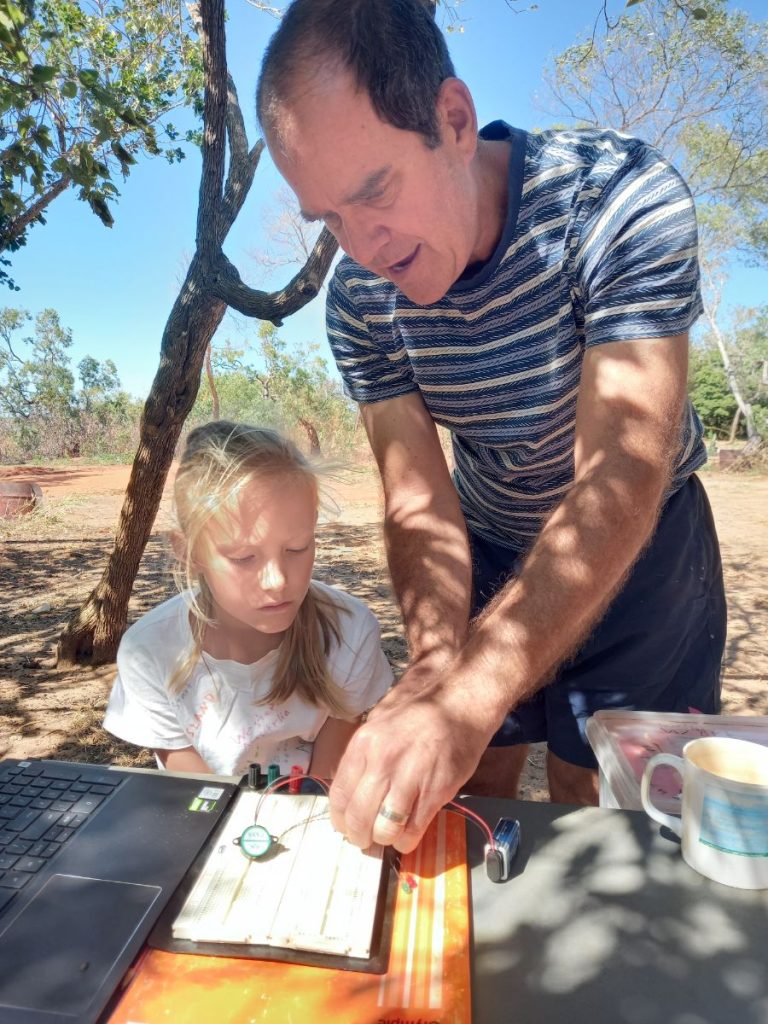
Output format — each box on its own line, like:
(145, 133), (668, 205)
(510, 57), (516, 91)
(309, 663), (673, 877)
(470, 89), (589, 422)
(465, 797), (768, 1024)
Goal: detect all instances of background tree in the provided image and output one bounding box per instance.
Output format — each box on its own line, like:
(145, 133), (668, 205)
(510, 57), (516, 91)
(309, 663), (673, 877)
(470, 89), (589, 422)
(688, 346), (736, 439)
(0, 306), (77, 452)
(253, 185), (321, 277)
(0, 0), (203, 288)
(192, 323), (357, 454)
(0, 304), (139, 458)
(544, 0), (767, 220)
(724, 305), (768, 440)
(696, 207), (763, 445)
(77, 353), (121, 413)
(692, 303), (768, 450)
(193, 338), (273, 424)
(202, 343), (220, 419)
(542, 0), (767, 445)
(58, 0), (338, 665)
(76, 352), (139, 457)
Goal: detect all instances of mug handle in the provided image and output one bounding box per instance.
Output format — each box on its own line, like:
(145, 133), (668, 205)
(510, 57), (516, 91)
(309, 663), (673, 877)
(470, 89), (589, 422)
(640, 752), (683, 836)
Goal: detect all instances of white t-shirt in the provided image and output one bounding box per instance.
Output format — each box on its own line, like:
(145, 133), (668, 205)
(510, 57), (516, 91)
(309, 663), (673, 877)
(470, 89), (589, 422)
(103, 581), (394, 776)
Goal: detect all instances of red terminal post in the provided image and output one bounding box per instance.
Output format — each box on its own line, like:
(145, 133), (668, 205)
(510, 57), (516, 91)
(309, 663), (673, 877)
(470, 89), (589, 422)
(288, 765), (304, 794)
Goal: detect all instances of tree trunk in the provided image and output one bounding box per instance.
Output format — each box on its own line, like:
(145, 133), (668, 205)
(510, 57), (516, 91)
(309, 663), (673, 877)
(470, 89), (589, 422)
(58, 258), (226, 664)
(298, 417), (321, 456)
(58, 0), (337, 666)
(703, 305), (760, 443)
(204, 342), (220, 419)
(728, 407), (741, 443)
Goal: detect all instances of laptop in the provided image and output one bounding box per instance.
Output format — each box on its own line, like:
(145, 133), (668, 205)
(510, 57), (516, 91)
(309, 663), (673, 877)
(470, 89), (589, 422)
(0, 758), (240, 1024)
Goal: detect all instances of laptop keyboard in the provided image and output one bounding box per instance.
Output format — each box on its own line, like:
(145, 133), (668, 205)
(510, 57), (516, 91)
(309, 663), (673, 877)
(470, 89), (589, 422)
(0, 761), (122, 917)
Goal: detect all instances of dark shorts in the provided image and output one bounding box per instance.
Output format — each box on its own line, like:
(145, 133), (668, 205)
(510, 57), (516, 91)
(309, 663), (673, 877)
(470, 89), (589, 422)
(470, 474), (726, 769)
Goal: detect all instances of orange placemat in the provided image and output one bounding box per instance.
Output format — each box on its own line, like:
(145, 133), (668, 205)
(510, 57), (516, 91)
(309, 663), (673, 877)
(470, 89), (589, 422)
(107, 811), (470, 1024)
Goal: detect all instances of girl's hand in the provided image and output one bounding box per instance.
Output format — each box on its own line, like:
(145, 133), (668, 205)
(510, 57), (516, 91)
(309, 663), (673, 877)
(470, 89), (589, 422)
(155, 746), (212, 774)
(308, 718), (360, 779)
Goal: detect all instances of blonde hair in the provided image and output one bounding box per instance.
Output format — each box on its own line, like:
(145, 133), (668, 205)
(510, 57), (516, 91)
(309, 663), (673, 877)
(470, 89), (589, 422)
(167, 420), (350, 717)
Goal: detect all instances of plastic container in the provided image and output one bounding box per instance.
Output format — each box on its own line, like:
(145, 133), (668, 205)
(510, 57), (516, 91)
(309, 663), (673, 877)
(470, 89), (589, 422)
(586, 710), (768, 812)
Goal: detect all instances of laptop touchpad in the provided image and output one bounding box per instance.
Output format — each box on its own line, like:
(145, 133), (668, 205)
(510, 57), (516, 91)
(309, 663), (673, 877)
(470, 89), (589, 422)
(0, 873), (161, 1015)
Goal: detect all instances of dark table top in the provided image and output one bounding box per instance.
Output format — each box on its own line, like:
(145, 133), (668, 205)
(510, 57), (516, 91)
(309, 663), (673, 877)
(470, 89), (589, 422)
(463, 798), (768, 1024)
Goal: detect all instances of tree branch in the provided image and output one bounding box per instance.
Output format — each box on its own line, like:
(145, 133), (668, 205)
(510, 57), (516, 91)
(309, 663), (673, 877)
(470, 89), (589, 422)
(1, 175), (71, 247)
(220, 73), (265, 238)
(209, 227), (338, 325)
(196, 0), (227, 250)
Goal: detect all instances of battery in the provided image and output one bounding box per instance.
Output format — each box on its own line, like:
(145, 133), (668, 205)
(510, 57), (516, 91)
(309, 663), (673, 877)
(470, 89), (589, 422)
(484, 817), (521, 883)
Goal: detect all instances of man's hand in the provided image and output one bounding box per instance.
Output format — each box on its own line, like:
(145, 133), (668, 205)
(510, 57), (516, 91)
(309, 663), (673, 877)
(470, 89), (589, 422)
(329, 657), (502, 852)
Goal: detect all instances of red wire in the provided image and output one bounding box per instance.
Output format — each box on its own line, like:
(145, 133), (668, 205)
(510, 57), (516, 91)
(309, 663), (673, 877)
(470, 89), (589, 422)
(263, 774), (330, 796)
(254, 779), (494, 850)
(253, 773), (330, 823)
(445, 799), (495, 848)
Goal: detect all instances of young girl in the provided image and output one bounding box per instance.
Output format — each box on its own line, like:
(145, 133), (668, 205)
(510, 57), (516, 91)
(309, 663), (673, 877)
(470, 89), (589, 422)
(103, 420), (394, 778)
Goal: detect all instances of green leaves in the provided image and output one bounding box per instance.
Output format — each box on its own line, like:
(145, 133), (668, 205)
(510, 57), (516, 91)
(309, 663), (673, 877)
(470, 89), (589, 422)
(77, 67), (99, 88)
(86, 193), (114, 227)
(0, 0), (203, 279)
(110, 140), (136, 176)
(0, 0), (32, 65)
(30, 63), (56, 84)
(194, 327), (358, 454)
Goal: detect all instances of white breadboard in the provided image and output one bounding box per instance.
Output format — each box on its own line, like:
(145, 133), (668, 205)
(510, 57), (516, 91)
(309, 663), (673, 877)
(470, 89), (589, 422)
(172, 791), (385, 958)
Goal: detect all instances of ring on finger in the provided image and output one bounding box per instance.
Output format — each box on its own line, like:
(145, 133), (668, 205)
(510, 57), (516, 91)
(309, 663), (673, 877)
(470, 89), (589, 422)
(377, 804), (409, 824)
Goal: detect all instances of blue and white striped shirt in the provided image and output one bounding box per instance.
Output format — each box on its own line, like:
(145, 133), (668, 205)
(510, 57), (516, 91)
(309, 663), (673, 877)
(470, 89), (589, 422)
(327, 124), (706, 551)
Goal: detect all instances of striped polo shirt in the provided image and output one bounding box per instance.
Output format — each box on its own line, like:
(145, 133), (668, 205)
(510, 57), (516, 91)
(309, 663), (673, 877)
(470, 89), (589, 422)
(326, 123), (706, 551)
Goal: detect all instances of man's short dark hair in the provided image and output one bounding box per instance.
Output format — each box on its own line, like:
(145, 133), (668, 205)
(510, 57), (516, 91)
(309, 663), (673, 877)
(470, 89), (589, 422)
(257, 0), (456, 149)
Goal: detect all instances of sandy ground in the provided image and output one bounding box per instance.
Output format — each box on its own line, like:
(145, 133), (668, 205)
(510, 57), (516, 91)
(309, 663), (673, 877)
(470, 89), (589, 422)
(1, 460), (766, 801)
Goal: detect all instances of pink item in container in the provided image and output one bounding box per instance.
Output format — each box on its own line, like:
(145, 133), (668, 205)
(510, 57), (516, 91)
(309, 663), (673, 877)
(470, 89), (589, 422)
(586, 710), (768, 812)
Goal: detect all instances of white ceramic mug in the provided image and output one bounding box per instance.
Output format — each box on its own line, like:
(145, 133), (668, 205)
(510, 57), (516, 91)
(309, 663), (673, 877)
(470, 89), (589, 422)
(640, 736), (768, 889)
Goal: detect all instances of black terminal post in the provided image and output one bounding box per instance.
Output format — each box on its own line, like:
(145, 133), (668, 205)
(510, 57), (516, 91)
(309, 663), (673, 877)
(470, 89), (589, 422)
(248, 762), (263, 790)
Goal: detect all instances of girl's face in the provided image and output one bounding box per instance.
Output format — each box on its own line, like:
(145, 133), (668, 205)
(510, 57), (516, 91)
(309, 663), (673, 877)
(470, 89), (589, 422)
(196, 475), (317, 640)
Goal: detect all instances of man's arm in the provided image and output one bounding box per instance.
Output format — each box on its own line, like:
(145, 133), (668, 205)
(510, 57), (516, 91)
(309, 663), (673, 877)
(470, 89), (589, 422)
(360, 390), (473, 668)
(330, 333), (689, 852)
(467, 331), (687, 695)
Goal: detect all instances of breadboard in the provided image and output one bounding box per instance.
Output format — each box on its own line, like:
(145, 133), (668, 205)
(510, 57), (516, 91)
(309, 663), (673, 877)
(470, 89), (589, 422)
(172, 791), (384, 959)
(108, 811), (471, 1024)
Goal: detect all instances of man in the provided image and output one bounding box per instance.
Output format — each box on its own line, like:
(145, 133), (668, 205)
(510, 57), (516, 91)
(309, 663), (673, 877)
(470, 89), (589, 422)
(256, 0), (726, 853)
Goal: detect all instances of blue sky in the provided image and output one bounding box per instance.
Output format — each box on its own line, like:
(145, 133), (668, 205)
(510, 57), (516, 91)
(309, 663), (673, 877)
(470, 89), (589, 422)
(6, 0), (767, 399)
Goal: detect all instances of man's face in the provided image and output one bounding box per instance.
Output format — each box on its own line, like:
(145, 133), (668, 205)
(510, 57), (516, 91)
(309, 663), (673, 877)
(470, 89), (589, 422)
(267, 71), (483, 305)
